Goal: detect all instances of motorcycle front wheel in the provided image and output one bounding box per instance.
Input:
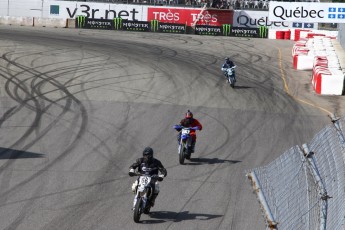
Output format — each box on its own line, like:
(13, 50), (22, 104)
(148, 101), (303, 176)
(179, 144), (185, 165)
(133, 198), (143, 223)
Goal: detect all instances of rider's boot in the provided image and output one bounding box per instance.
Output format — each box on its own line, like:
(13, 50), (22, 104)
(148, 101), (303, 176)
(150, 193), (158, 207)
(191, 141), (195, 153)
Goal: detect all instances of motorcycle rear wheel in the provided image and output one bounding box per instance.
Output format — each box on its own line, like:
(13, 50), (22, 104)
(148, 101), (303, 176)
(133, 198), (142, 223)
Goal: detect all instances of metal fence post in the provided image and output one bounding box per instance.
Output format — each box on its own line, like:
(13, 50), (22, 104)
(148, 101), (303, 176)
(246, 171), (277, 229)
(301, 144), (330, 230)
(329, 113), (345, 148)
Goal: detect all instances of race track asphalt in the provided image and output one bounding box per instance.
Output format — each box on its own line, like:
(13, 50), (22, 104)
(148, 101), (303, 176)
(0, 25), (344, 230)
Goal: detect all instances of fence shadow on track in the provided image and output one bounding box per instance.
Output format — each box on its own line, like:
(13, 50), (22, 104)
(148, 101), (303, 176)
(184, 157), (241, 165)
(141, 211), (223, 224)
(0, 147), (44, 159)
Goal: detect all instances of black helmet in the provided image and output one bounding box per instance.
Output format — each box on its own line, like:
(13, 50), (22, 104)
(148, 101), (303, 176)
(185, 110), (193, 119)
(225, 57), (230, 61)
(143, 147), (153, 163)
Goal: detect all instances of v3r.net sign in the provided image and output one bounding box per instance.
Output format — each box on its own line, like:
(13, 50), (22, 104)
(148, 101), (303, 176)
(269, 2), (345, 23)
(147, 7), (233, 26)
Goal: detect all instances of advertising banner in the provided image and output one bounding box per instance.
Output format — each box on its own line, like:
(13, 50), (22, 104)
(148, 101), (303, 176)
(233, 10), (318, 29)
(195, 24), (268, 37)
(268, 2), (345, 23)
(195, 25), (222, 35)
(147, 7), (233, 26)
(230, 26), (268, 38)
(122, 20), (150, 32)
(75, 16), (114, 30)
(150, 20), (186, 33)
(45, 1), (148, 21)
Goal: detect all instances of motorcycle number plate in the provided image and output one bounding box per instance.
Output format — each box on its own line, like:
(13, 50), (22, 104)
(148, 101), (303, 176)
(139, 176), (150, 185)
(182, 129), (190, 135)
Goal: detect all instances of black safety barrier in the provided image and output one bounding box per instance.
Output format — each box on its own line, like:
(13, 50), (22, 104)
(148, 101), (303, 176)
(76, 16), (114, 30)
(150, 20), (186, 34)
(75, 16), (268, 38)
(230, 26), (269, 38)
(122, 20), (150, 32)
(195, 25), (222, 36)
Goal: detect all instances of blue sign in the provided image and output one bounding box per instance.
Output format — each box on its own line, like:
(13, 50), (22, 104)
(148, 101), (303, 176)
(327, 7), (345, 20)
(292, 22), (302, 28)
(303, 23), (314, 29)
(50, 5), (59, 15)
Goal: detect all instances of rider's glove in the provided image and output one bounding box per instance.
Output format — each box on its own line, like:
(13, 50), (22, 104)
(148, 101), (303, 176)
(158, 177), (163, 182)
(173, 125), (181, 131)
(129, 168), (135, 177)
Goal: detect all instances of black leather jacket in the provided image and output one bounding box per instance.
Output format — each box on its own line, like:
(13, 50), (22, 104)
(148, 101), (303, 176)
(129, 158), (167, 177)
(222, 60), (235, 69)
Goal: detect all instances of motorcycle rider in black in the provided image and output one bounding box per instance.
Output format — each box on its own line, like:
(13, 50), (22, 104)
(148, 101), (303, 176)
(129, 147), (167, 210)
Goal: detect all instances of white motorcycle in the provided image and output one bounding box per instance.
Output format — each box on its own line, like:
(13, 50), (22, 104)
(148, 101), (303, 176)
(222, 66), (237, 88)
(132, 173), (163, 223)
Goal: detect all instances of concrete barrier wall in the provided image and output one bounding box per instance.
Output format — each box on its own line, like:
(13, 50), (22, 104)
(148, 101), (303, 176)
(339, 24), (345, 51)
(0, 16), (33, 26)
(0, 16), (67, 28)
(33, 18), (66, 28)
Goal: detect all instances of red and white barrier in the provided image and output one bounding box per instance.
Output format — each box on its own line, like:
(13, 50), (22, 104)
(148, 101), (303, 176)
(312, 69), (344, 95)
(293, 55), (315, 70)
(292, 32), (344, 95)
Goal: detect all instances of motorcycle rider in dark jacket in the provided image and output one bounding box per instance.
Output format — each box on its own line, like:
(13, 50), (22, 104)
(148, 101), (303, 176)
(129, 147), (167, 210)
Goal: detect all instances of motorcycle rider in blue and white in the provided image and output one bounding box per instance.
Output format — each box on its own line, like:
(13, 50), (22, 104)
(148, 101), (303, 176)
(221, 57), (236, 82)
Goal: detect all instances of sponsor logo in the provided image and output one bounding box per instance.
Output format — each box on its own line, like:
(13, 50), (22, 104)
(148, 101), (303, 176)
(114, 17), (123, 30)
(147, 8), (232, 26)
(231, 28), (258, 37)
(123, 21), (150, 31)
(236, 15), (289, 28)
(76, 15), (86, 28)
(273, 6), (324, 20)
(222, 24), (231, 36)
(195, 26), (221, 36)
(259, 26), (268, 38)
(66, 5), (139, 20)
(50, 5), (59, 15)
(151, 19), (159, 32)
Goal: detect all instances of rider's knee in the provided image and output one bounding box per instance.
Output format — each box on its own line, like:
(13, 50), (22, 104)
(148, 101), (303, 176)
(131, 180), (138, 193)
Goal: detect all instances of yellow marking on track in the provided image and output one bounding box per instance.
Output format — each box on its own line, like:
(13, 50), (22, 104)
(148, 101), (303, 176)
(277, 48), (333, 116)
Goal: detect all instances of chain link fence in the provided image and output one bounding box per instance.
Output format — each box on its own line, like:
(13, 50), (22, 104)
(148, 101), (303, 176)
(246, 115), (345, 230)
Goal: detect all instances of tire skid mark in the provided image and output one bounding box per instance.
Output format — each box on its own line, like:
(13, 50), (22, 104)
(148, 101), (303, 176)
(0, 50), (89, 201)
